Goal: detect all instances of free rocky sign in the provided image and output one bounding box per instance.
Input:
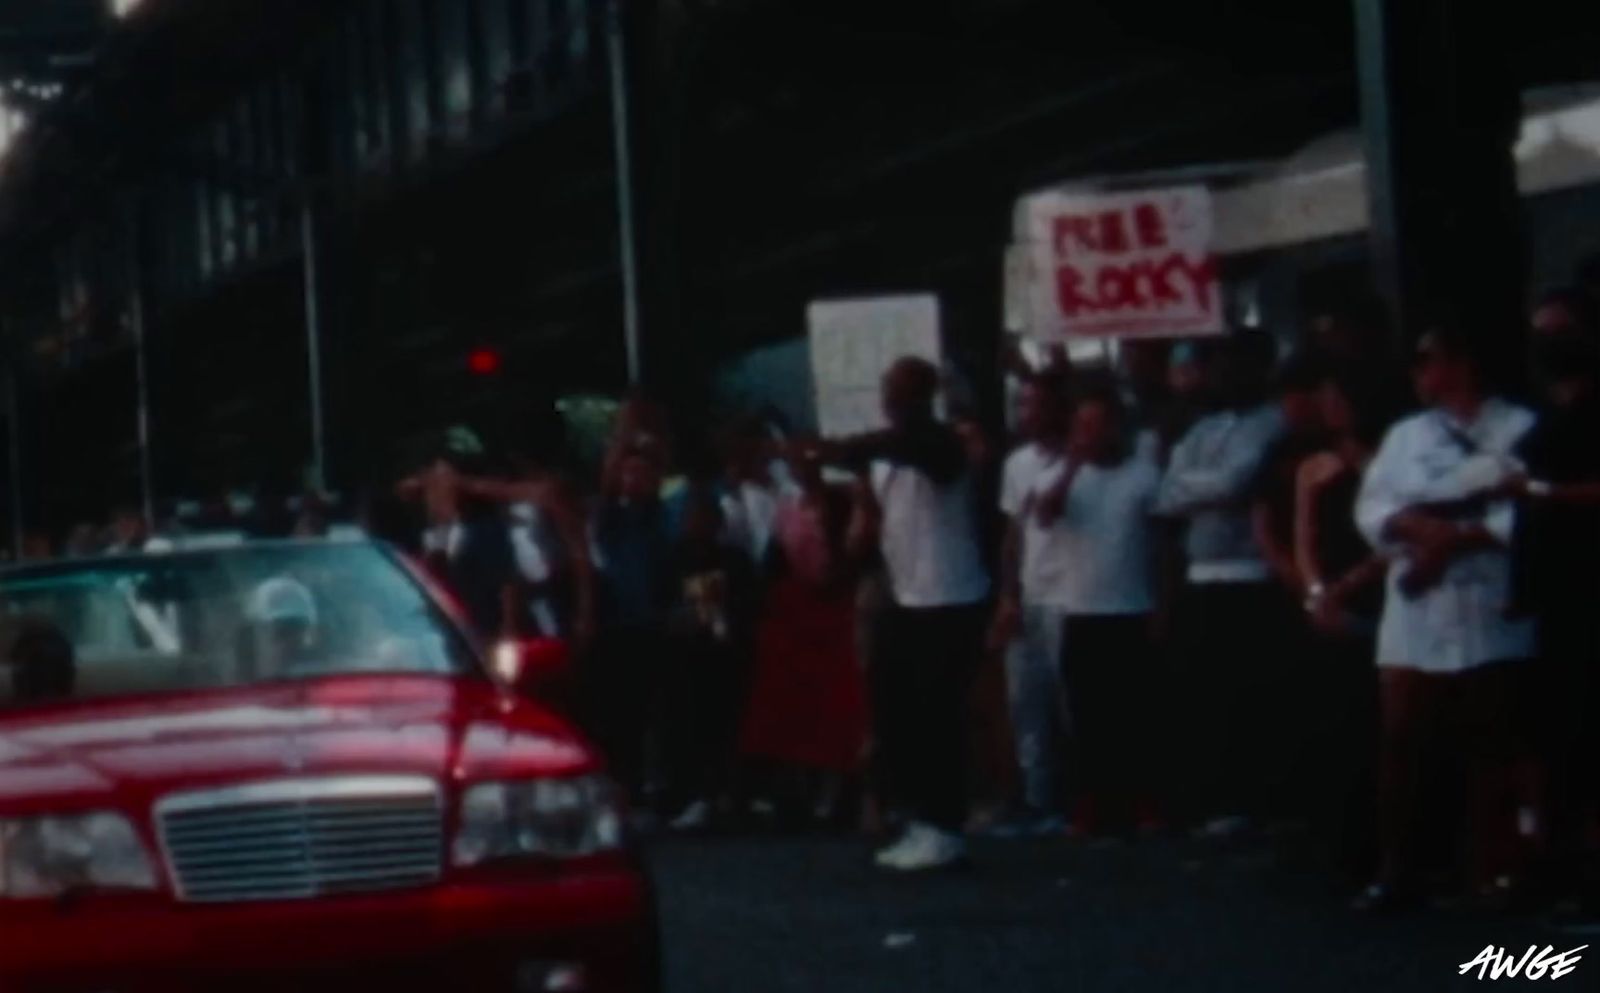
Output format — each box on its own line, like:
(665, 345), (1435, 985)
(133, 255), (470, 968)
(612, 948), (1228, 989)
(1025, 185), (1223, 340)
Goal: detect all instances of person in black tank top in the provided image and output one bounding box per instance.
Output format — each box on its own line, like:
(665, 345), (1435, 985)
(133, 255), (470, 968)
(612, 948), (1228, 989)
(1294, 367), (1396, 884)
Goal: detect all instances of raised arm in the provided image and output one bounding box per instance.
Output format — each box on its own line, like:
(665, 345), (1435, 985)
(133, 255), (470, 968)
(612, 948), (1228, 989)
(817, 422), (970, 486)
(844, 473), (881, 563)
(396, 460), (462, 528)
(457, 475), (546, 505)
(547, 486), (598, 654)
(457, 473), (598, 651)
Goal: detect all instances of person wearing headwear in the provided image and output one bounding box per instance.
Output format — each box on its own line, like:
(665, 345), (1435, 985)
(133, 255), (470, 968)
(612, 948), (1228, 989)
(396, 426), (518, 639)
(444, 456), (597, 651)
(242, 576), (321, 679)
(1152, 340), (1207, 465)
(1155, 330), (1286, 838)
(1353, 328), (1536, 912)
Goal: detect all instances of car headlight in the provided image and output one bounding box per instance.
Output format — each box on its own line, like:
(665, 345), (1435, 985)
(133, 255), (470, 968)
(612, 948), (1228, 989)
(453, 776), (625, 866)
(0, 813), (158, 898)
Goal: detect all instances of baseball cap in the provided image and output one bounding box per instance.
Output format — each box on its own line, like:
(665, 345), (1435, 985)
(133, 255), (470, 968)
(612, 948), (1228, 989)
(246, 577), (318, 627)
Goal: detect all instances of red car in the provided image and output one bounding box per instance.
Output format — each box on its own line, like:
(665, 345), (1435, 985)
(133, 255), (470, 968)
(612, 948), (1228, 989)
(0, 540), (657, 993)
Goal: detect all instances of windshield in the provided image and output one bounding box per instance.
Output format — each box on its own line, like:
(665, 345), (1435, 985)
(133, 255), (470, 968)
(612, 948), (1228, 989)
(0, 542), (478, 709)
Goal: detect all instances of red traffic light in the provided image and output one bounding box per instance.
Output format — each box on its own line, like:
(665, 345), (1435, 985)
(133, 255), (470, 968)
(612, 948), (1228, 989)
(467, 347), (502, 376)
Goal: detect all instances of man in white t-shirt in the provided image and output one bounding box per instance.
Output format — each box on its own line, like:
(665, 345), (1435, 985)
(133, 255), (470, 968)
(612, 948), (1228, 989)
(991, 372), (1073, 836)
(820, 356), (991, 871)
(1033, 381), (1163, 835)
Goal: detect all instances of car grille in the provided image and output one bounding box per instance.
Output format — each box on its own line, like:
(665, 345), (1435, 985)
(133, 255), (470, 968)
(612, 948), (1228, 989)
(156, 776), (444, 904)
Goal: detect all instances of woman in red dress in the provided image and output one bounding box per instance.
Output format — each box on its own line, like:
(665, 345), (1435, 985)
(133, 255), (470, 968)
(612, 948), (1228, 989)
(740, 446), (870, 817)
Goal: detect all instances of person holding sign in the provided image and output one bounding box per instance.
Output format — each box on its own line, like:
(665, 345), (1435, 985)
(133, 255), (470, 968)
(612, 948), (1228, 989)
(812, 356), (992, 872)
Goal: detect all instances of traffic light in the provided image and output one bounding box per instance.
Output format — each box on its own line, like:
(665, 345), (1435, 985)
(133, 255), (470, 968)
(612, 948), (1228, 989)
(466, 347), (502, 376)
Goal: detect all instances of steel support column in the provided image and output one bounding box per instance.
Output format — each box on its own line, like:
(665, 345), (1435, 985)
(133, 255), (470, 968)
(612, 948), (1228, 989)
(126, 207), (155, 528)
(1354, 0), (1525, 373)
(5, 366), (22, 557)
(301, 200), (328, 494)
(605, 0), (644, 386)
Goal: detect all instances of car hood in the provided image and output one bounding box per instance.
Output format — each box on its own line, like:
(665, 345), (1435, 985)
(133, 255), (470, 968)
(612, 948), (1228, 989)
(0, 675), (594, 815)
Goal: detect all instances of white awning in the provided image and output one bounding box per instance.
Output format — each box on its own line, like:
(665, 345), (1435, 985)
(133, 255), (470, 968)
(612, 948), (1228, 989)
(1016, 85), (1600, 257)
(1213, 85), (1600, 254)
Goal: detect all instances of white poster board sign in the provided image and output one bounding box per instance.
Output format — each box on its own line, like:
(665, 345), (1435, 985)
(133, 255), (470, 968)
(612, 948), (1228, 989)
(807, 294), (942, 438)
(1003, 244), (1033, 334)
(1025, 185), (1223, 340)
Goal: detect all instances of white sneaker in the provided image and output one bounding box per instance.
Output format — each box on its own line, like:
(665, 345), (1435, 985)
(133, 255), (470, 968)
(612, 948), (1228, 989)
(1195, 815), (1251, 840)
(670, 799), (711, 832)
(873, 825), (925, 868)
(876, 822), (969, 872)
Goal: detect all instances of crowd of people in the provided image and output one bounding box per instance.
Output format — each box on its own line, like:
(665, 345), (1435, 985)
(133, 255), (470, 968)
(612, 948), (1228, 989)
(18, 263), (1600, 911)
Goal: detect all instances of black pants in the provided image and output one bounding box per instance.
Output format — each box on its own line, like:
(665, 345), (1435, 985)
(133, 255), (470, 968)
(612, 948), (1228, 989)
(871, 601), (988, 832)
(580, 622), (663, 797)
(1531, 614), (1600, 892)
(660, 632), (749, 811)
(1061, 614), (1155, 827)
(1174, 581), (1297, 821)
(1308, 632), (1379, 880)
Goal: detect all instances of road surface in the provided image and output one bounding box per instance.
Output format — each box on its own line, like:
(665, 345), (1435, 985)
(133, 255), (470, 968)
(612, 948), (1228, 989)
(651, 833), (1590, 991)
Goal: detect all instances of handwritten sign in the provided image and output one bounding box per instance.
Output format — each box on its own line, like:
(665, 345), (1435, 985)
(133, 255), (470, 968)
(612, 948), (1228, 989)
(1025, 186), (1222, 340)
(807, 295), (942, 438)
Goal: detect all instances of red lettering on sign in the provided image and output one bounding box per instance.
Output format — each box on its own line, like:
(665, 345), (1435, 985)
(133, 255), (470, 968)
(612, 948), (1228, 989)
(1055, 264), (1094, 316)
(1147, 256), (1185, 305)
(1175, 255), (1218, 313)
(1053, 215), (1102, 258)
(1133, 203), (1167, 249)
(1054, 252), (1218, 320)
(1097, 210), (1130, 254)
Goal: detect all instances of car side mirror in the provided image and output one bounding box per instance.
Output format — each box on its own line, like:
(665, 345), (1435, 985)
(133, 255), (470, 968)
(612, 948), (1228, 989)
(492, 637), (571, 698)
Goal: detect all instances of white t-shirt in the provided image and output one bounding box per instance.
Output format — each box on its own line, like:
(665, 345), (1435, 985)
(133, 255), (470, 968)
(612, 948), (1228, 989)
(508, 503), (562, 636)
(1053, 456), (1161, 615)
(871, 460), (991, 609)
(1000, 444), (1074, 609)
(1003, 445), (1160, 615)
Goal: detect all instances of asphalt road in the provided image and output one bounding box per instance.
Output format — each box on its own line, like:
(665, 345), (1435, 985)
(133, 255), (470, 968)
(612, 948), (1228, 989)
(649, 833), (1595, 992)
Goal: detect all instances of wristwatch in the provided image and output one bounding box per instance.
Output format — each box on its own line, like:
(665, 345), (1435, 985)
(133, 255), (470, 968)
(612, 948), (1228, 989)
(1526, 479), (1554, 499)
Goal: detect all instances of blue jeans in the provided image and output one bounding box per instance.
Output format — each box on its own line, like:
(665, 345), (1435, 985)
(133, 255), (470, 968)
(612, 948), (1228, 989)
(1004, 605), (1068, 813)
